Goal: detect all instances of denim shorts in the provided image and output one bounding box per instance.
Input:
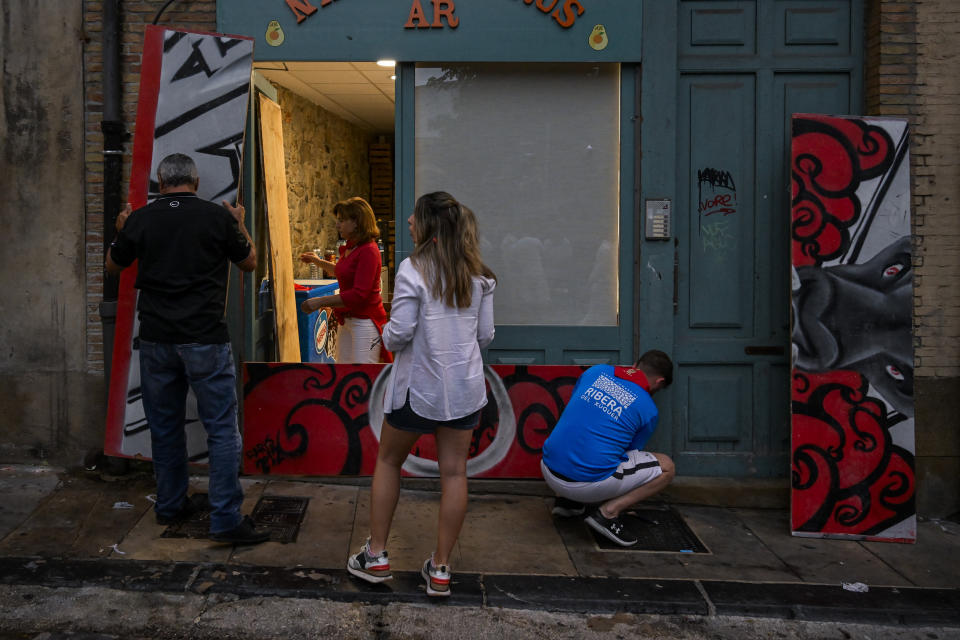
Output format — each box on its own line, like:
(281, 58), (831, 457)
(385, 392), (481, 434)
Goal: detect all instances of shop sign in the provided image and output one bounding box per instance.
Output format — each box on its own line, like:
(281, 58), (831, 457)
(284, 0), (587, 30)
(218, 0), (642, 62)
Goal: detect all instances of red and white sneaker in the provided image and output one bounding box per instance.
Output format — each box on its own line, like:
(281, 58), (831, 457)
(346, 540), (392, 583)
(421, 555), (452, 597)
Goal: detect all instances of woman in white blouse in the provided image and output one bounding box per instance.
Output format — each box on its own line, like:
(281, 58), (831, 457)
(346, 192), (496, 597)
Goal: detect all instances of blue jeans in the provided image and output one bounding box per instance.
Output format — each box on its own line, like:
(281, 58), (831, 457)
(139, 341), (244, 534)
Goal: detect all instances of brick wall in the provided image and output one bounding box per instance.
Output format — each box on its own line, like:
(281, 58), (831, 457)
(82, 1), (217, 374)
(914, 1), (960, 378)
(866, 0), (960, 518)
(866, 0), (960, 379)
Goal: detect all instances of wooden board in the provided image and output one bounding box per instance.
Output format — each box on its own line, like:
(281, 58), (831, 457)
(242, 363), (588, 478)
(258, 94), (301, 362)
(790, 114), (915, 542)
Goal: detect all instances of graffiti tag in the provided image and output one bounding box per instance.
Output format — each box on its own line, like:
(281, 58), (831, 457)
(698, 167), (738, 217)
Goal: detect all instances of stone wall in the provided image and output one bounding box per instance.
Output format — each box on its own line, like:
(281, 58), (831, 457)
(274, 86), (375, 279)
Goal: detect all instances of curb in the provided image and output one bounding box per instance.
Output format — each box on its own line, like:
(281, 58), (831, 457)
(2, 556), (958, 626)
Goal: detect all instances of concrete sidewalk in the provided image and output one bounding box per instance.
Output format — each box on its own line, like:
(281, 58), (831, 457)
(1, 463), (958, 630)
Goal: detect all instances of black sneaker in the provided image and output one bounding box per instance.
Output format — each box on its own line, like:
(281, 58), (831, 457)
(209, 515), (271, 544)
(552, 497), (586, 517)
(585, 508), (638, 546)
(156, 493), (210, 525)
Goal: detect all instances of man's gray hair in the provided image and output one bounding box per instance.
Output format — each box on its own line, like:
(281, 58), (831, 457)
(157, 153), (198, 187)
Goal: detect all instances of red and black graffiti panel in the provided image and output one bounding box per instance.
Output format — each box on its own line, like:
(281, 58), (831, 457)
(242, 363), (586, 478)
(791, 370), (915, 538)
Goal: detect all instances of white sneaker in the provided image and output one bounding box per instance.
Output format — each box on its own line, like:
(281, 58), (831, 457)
(346, 540), (392, 583)
(421, 555), (452, 597)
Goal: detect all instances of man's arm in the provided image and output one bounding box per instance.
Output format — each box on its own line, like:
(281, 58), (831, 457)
(105, 247), (125, 274)
(223, 200), (257, 272)
(105, 203), (133, 274)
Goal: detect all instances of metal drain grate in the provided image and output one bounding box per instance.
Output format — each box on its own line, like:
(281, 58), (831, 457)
(587, 507), (709, 553)
(250, 495), (310, 543)
(161, 494), (310, 544)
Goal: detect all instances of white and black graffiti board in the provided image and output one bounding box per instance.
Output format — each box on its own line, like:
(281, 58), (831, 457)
(105, 26), (254, 462)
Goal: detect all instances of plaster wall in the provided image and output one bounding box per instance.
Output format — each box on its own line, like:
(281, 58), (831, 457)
(0, 1), (102, 462)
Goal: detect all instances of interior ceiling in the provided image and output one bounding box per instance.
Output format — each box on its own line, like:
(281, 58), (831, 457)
(254, 61), (396, 134)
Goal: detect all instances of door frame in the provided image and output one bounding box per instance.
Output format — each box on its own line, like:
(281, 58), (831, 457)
(637, 0), (865, 467)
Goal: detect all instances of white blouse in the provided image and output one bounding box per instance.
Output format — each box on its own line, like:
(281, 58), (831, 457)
(382, 258), (496, 421)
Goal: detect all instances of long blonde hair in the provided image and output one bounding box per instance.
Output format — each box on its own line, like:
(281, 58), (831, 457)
(410, 191), (496, 308)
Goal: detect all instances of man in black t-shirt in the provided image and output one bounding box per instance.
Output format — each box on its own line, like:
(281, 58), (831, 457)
(107, 153), (269, 545)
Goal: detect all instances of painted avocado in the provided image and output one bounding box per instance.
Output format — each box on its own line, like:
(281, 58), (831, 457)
(266, 20), (285, 47)
(589, 24), (608, 51)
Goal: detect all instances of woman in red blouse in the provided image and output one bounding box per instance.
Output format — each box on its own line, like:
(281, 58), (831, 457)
(300, 197), (389, 363)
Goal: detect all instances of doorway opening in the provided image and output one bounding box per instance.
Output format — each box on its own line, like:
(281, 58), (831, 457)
(252, 61), (396, 362)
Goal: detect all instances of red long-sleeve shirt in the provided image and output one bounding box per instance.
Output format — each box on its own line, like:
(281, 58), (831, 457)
(335, 240), (387, 325)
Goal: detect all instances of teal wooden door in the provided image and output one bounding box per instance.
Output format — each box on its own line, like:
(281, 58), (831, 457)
(641, 1), (863, 476)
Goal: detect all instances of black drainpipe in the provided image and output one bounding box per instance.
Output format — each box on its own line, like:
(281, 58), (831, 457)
(98, 0), (124, 397)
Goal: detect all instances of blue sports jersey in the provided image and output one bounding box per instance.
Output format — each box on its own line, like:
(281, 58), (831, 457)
(541, 364), (659, 482)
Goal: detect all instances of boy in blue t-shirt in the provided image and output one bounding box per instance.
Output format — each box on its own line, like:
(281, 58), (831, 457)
(541, 350), (675, 546)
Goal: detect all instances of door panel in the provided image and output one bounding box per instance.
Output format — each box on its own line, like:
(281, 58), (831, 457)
(686, 365), (753, 444)
(683, 75), (756, 332)
(662, 0), (863, 477)
(776, 1), (853, 53)
(680, 1), (757, 55)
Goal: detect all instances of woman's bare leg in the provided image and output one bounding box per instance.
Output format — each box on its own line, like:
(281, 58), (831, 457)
(368, 422), (421, 554)
(433, 426), (474, 566)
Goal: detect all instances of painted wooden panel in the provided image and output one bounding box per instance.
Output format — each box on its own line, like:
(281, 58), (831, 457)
(686, 366), (751, 444)
(104, 26), (254, 461)
(241, 363), (587, 478)
(684, 74), (756, 330)
(680, 1), (756, 55)
(777, 1), (851, 52)
(790, 114), (915, 542)
(258, 95), (301, 362)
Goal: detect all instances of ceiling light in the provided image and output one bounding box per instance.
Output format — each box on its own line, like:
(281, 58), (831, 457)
(390, 75), (397, 80)
(377, 59), (396, 67)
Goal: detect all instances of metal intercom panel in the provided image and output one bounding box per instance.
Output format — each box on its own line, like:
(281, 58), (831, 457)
(645, 199), (672, 240)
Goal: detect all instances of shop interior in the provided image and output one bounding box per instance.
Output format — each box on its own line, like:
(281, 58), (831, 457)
(252, 61), (396, 363)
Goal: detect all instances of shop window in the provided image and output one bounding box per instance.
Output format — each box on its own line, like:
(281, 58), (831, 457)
(415, 63), (621, 326)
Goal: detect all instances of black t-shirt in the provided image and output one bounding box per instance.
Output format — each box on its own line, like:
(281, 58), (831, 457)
(110, 192), (251, 344)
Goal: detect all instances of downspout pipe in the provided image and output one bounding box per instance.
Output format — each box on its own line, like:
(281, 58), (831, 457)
(98, 0), (124, 396)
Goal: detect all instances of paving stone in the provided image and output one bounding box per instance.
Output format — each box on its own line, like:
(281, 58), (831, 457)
(232, 481), (358, 568)
(735, 508), (907, 586)
(349, 487), (454, 572)
(457, 494), (576, 576)
(0, 465), (62, 542)
(856, 517), (960, 588)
